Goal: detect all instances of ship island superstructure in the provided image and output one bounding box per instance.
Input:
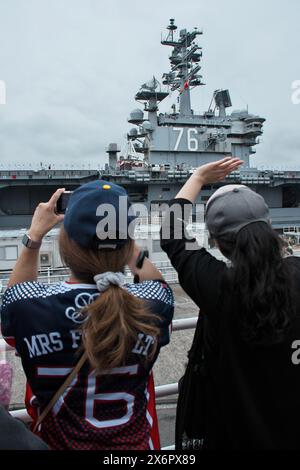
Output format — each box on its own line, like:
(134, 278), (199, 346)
(0, 19), (300, 273)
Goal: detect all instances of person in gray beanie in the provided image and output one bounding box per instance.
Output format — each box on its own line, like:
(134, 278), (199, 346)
(161, 157), (300, 450)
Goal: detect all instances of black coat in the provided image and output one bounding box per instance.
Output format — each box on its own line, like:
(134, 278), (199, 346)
(0, 405), (48, 450)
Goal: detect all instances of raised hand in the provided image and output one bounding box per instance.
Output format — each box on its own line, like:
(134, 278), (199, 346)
(175, 157), (244, 203)
(28, 188), (66, 242)
(194, 157), (244, 185)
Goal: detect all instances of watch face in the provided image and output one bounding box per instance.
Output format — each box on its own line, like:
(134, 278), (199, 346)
(22, 234), (41, 249)
(22, 234), (30, 247)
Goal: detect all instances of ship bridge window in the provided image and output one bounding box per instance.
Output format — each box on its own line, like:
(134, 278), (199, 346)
(162, 188), (171, 192)
(0, 245), (18, 261)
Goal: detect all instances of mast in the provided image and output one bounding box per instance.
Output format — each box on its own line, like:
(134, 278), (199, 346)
(162, 19), (204, 116)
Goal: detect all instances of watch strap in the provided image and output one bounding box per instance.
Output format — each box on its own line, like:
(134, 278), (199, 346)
(135, 249), (149, 269)
(22, 233), (42, 249)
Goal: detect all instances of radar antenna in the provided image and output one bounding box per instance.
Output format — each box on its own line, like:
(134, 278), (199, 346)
(161, 19), (204, 116)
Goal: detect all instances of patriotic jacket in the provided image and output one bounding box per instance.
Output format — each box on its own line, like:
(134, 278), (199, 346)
(0, 279), (174, 450)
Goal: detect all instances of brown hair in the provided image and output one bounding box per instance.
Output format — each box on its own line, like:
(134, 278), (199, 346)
(59, 228), (160, 372)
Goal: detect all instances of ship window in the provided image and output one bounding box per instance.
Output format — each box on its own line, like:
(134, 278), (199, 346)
(0, 245), (18, 261)
(162, 188), (171, 192)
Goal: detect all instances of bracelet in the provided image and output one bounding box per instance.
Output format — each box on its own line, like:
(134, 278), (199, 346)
(135, 250), (149, 269)
(22, 233), (42, 250)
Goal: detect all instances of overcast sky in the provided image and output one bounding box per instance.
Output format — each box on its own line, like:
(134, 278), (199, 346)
(0, 0), (300, 170)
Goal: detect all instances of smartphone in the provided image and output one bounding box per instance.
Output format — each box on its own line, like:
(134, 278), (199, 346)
(56, 191), (73, 214)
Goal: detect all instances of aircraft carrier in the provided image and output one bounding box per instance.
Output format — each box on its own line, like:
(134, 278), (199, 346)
(1, 20), (300, 448)
(0, 19), (300, 271)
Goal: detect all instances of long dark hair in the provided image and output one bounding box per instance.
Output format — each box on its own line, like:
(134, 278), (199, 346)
(217, 222), (295, 345)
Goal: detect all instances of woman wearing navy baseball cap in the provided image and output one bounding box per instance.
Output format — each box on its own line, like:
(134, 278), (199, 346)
(161, 157), (300, 450)
(1, 180), (174, 450)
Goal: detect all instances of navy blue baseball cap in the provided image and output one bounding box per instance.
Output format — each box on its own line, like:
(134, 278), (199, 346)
(63, 180), (136, 249)
(205, 185), (270, 238)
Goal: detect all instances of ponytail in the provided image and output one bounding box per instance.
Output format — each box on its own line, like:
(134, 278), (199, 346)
(59, 228), (160, 372)
(217, 222), (295, 345)
(82, 286), (159, 372)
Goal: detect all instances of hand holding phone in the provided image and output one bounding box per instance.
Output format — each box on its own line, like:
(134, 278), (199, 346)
(56, 191), (73, 214)
(28, 188), (66, 242)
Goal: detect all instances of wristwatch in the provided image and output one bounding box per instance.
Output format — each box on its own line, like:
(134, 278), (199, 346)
(22, 233), (42, 250)
(136, 249), (149, 269)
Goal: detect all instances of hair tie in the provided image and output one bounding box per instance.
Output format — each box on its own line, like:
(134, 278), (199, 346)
(94, 272), (126, 293)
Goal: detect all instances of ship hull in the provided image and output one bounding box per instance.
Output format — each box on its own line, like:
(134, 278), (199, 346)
(1, 173), (300, 231)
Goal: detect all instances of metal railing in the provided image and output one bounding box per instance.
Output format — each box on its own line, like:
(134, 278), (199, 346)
(0, 264), (180, 301)
(9, 382), (180, 424)
(0, 318), (197, 354)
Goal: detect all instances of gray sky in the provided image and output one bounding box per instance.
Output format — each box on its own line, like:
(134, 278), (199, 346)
(0, 0), (300, 170)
